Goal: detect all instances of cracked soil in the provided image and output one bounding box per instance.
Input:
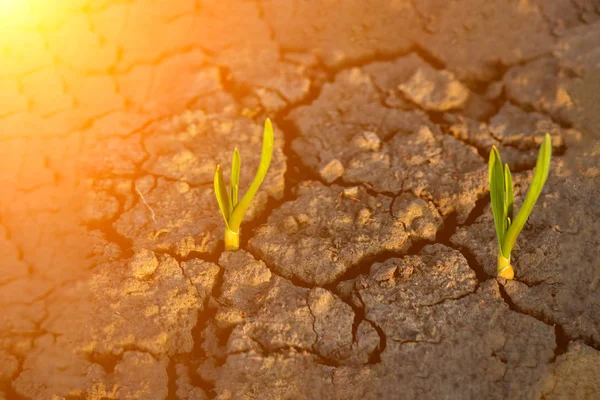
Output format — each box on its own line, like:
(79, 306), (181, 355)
(1, 0), (600, 399)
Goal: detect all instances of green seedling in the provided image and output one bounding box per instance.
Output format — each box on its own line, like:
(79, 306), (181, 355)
(489, 133), (552, 279)
(214, 118), (274, 251)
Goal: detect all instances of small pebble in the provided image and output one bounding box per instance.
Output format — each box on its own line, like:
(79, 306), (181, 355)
(129, 248), (159, 279)
(319, 159), (345, 183)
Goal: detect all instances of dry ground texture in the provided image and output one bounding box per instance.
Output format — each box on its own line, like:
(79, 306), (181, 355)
(1, 0), (600, 399)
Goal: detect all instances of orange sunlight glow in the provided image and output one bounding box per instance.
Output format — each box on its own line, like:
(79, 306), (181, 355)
(0, 0), (32, 22)
(0, 0), (68, 32)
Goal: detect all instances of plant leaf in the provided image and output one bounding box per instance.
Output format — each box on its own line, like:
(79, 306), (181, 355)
(228, 185), (233, 215)
(489, 146), (507, 253)
(504, 164), (514, 222)
(214, 164), (231, 229)
(231, 148), (241, 208)
(229, 118), (274, 232)
(231, 183), (239, 209)
(502, 133), (552, 257)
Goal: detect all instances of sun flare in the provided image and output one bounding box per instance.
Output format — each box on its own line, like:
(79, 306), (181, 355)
(0, 0), (30, 18)
(0, 0), (65, 28)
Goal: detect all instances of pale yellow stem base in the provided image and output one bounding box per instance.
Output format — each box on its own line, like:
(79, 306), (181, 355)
(224, 228), (240, 251)
(497, 253), (514, 279)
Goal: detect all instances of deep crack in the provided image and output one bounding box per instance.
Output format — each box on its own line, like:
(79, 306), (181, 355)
(166, 359), (178, 400)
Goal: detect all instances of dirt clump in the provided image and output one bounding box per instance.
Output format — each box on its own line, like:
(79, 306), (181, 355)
(290, 61), (488, 222)
(209, 250), (379, 365)
(448, 102), (575, 169)
(248, 181), (442, 286)
(399, 67), (469, 111)
(541, 342), (600, 398)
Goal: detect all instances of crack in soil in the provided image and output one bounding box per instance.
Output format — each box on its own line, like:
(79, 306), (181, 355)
(275, 116), (323, 199)
(499, 280), (600, 354)
(366, 320), (386, 364)
(254, 0), (277, 49)
(354, 291), (386, 364)
(242, 245), (315, 289)
(89, 351), (124, 375)
(5, 384), (21, 400)
(349, 297), (365, 344)
(553, 324), (570, 360)
(156, 249), (220, 265)
(174, 260), (226, 397)
(496, 281), (576, 360)
(166, 359), (178, 400)
(419, 287), (481, 309)
(391, 337), (442, 347)
(325, 247), (421, 292)
(435, 196), (491, 283)
(94, 226), (134, 261)
(226, 345), (337, 368)
(305, 297), (321, 354)
(505, 88), (575, 131)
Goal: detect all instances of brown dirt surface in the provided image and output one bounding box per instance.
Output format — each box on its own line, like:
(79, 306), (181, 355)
(2, 0), (600, 399)
(448, 103), (575, 170)
(289, 61), (487, 222)
(248, 181), (442, 286)
(541, 341), (600, 398)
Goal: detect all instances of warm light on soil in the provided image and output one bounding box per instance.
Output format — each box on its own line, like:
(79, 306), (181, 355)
(0, 0), (60, 28)
(1, 0), (599, 398)
(0, 0), (29, 19)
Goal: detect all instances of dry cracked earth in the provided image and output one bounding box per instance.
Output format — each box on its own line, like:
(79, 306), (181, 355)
(1, 0), (600, 399)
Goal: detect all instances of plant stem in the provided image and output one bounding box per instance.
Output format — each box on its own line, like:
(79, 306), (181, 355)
(497, 253), (514, 279)
(224, 227), (240, 251)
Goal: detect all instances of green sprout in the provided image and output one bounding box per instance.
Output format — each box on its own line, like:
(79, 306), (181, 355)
(214, 118), (274, 251)
(489, 133), (552, 279)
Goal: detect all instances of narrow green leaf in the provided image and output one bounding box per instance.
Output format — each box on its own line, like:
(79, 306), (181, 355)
(229, 118), (274, 232)
(504, 164), (514, 222)
(214, 164), (231, 229)
(489, 147), (507, 252)
(231, 183), (239, 209)
(502, 134), (552, 257)
(228, 183), (233, 215)
(231, 148), (241, 208)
